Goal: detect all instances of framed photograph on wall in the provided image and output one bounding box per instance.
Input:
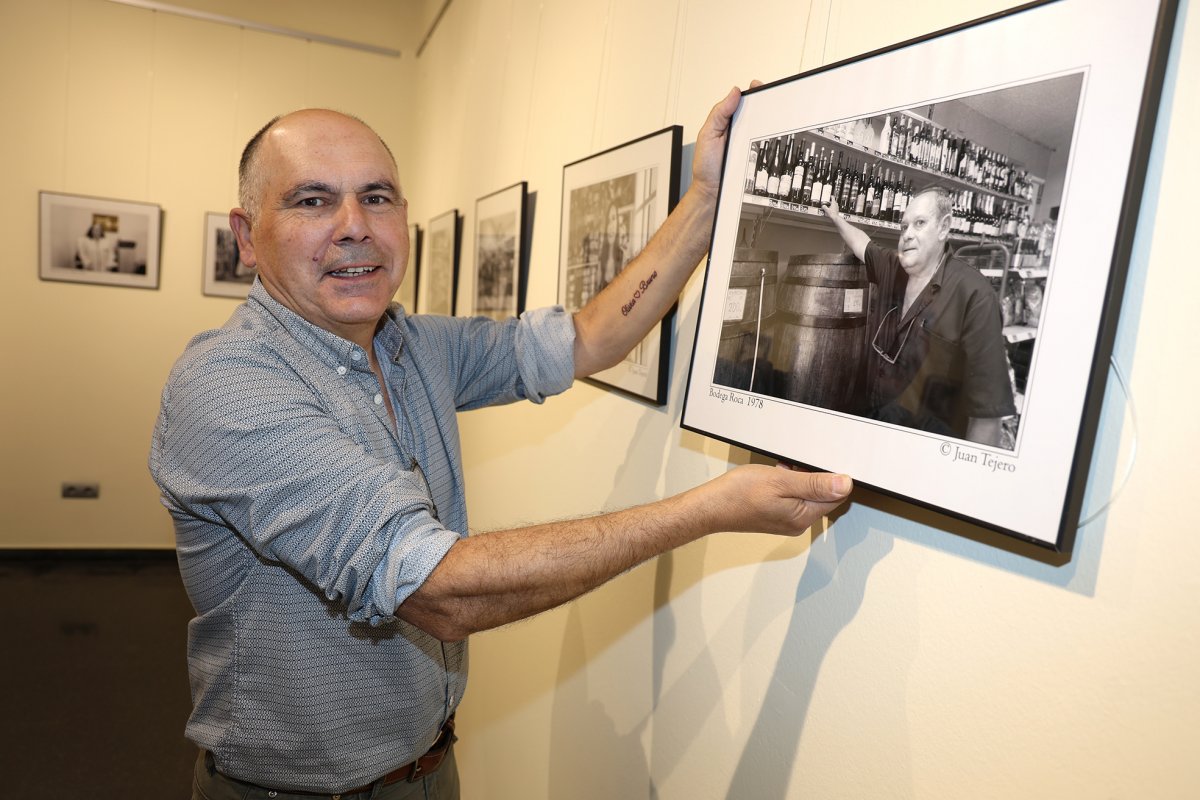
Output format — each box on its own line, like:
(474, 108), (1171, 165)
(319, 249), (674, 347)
(558, 126), (682, 405)
(418, 209), (459, 315)
(680, 0), (1179, 555)
(203, 212), (256, 298)
(470, 182), (527, 320)
(396, 222), (421, 310)
(39, 191), (162, 289)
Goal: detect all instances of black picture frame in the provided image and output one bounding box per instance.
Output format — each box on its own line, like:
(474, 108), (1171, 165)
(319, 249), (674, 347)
(680, 0), (1180, 556)
(469, 181), (527, 320)
(558, 125), (683, 406)
(418, 209), (459, 316)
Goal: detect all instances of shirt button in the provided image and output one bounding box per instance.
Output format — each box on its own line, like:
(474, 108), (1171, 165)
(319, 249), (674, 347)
(351, 351), (362, 362)
(336, 366), (347, 376)
(374, 393), (383, 405)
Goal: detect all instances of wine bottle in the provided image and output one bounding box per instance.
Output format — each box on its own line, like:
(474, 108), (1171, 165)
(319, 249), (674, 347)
(775, 136), (793, 199)
(839, 157), (855, 209)
(745, 141), (759, 194)
(766, 136), (782, 198)
(880, 168), (894, 221)
(753, 139), (770, 196)
(789, 139), (808, 203)
(809, 147), (826, 207)
(825, 150), (844, 207)
(799, 142), (817, 204)
(868, 163), (878, 219)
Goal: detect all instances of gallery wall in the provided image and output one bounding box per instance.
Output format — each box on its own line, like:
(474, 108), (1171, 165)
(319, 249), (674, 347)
(408, 1), (1199, 798)
(2, 0), (1197, 798)
(0, 0), (419, 547)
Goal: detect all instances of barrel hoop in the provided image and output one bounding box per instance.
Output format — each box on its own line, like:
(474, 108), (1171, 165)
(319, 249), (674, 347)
(782, 276), (868, 290)
(728, 275), (779, 288)
(720, 318), (771, 337)
(775, 310), (867, 330)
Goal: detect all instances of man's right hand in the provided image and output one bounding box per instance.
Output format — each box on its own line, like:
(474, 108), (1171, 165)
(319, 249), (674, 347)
(694, 463), (852, 537)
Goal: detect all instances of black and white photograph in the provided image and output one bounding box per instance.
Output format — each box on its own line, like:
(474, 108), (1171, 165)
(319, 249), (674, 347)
(203, 212), (256, 298)
(558, 126), (682, 405)
(681, 0), (1178, 553)
(714, 72), (1081, 452)
(470, 182), (526, 320)
(418, 209), (459, 316)
(39, 191), (161, 289)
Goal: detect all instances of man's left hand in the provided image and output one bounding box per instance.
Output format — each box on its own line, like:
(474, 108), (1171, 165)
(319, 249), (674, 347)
(690, 81), (762, 201)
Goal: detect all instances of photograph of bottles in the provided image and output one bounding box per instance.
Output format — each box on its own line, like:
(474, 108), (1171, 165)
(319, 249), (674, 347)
(742, 103), (1052, 266)
(731, 72), (1082, 429)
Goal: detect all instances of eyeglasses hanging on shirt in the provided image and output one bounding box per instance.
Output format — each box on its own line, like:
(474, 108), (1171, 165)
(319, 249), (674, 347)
(871, 306), (920, 365)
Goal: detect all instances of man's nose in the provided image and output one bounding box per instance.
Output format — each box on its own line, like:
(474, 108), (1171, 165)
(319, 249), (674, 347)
(332, 197), (370, 242)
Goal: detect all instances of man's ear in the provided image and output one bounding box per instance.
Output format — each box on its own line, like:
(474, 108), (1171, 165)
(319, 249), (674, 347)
(229, 209), (257, 267)
(937, 213), (952, 243)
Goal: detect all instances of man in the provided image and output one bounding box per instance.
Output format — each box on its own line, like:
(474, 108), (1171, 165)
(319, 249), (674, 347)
(823, 188), (1014, 445)
(150, 89), (852, 799)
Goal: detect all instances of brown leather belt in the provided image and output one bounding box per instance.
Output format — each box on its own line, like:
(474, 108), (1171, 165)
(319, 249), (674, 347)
(218, 714), (457, 798)
(338, 715), (457, 795)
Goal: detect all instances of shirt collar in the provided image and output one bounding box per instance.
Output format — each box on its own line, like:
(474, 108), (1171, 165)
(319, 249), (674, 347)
(245, 278), (407, 372)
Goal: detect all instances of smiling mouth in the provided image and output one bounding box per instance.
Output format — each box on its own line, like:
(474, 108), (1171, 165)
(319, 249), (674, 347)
(328, 266), (379, 277)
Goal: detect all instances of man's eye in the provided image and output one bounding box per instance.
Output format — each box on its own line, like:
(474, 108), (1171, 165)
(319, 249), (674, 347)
(363, 195), (391, 206)
(298, 197), (325, 207)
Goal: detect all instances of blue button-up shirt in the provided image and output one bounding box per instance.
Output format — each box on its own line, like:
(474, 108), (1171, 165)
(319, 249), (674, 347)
(149, 281), (575, 792)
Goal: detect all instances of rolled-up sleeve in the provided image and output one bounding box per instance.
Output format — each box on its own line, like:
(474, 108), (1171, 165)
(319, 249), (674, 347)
(151, 340), (460, 625)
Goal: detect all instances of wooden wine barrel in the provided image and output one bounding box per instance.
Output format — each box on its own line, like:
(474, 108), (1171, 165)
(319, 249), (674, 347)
(770, 252), (869, 412)
(713, 248), (778, 393)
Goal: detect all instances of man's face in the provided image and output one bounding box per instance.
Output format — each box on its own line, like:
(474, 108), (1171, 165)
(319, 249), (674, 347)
(897, 191), (949, 274)
(232, 111), (408, 349)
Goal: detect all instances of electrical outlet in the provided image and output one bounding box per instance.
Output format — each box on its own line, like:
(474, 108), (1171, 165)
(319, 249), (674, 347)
(62, 483), (100, 499)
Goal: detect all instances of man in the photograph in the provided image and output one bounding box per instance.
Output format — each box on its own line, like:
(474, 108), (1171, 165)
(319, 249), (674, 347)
(151, 87), (852, 799)
(823, 188), (1014, 445)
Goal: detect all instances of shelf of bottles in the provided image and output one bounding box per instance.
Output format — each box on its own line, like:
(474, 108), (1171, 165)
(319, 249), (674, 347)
(742, 109), (1044, 249)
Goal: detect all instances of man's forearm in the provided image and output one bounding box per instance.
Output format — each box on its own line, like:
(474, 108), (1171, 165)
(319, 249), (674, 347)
(395, 465), (852, 641)
(397, 487), (711, 641)
(573, 186), (716, 377)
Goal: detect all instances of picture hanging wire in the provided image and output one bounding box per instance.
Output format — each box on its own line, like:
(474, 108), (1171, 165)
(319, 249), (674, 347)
(1077, 355), (1139, 528)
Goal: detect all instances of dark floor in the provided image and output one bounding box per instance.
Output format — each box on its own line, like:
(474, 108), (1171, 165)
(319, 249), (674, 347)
(0, 552), (196, 797)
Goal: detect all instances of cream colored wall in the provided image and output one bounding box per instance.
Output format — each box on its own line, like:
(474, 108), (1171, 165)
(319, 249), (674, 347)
(0, 0), (419, 547)
(403, 1), (1199, 798)
(3, 0), (1196, 796)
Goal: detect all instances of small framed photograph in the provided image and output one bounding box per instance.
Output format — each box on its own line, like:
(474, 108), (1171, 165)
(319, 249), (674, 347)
(418, 210), (460, 315)
(470, 182), (527, 320)
(396, 223), (421, 310)
(203, 212), (257, 298)
(681, 0), (1179, 555)
(39, 191), (162, 290)
(558, 126), (682, 405)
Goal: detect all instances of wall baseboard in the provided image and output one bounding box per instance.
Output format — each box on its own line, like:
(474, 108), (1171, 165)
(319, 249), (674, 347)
(0, 548), (176, 561)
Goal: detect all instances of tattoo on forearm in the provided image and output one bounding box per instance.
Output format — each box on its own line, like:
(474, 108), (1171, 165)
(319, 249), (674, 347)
(620, 270), (658, 317)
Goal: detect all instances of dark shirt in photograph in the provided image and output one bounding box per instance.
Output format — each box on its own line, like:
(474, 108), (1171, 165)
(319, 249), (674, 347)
(862, 241), (1015, 438)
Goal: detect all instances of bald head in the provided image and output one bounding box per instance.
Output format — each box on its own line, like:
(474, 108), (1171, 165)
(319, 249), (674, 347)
(237, 109), (398, 218)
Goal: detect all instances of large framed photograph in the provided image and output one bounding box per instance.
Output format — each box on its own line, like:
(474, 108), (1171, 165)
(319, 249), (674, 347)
(470, 182), (527, 320)
(681, 0), (1179, 555)
(417, 210), (459, 315)
(39, 191), (162, 289)
(203, 212), (256, 298)
(558, 126), (682, 405)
